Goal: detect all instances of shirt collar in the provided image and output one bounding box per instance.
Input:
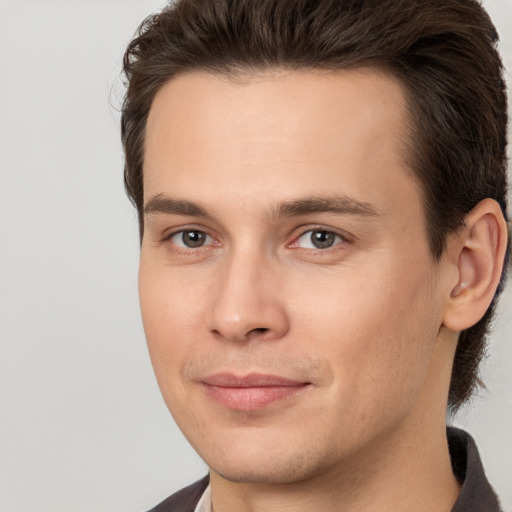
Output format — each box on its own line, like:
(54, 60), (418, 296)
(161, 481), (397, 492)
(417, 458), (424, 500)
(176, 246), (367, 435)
(448, 427), (502, 511)
(194, 483), (212, 512)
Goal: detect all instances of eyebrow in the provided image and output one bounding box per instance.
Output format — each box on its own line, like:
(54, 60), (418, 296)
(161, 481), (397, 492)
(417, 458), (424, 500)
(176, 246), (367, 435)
(272, 196), (379, 218)
(144, 195), (208, 217)
(143, 194), (379, 219)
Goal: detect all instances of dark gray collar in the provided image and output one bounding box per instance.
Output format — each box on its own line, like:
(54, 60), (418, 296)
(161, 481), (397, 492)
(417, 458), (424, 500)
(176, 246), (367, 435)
(448, 427), (501, 512)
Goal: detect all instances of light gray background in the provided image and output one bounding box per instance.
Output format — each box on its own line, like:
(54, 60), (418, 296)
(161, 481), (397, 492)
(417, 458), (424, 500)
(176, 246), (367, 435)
(0, 1), (510, 511)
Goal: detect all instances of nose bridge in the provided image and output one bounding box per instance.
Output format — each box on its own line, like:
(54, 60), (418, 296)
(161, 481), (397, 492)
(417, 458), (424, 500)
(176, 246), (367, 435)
(207, 240), (287, 342)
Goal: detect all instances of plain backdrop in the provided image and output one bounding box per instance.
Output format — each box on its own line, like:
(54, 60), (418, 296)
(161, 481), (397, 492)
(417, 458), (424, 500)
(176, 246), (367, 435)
(0, 1), (511, 511)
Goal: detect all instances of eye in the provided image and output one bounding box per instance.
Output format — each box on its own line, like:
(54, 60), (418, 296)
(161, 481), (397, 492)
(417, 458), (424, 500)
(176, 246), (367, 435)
(294, 229), (344, 249)
(169, 229), (214, 248)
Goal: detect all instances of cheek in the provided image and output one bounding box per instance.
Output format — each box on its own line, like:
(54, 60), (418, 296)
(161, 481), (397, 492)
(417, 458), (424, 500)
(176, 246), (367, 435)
(293, 257), (440, 411)
(138, 261), (205, 386)
(138, 265), (207, 433)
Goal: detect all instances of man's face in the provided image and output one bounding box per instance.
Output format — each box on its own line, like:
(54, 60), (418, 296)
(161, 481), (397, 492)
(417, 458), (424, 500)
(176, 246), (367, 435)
(140, 69), (452, 483)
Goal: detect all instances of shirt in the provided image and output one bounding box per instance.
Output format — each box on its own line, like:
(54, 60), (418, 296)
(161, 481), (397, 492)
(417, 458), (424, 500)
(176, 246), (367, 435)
(194, 485), (211, 512)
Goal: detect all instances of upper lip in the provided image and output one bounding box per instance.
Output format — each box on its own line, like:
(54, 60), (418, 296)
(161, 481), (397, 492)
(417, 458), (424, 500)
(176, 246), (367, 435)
(201, 373), (309, 388)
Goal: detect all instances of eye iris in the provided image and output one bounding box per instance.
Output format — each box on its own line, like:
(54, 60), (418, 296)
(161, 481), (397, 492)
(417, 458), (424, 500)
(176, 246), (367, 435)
(311, 231), (335, 249)
(182, 230), (206, 248)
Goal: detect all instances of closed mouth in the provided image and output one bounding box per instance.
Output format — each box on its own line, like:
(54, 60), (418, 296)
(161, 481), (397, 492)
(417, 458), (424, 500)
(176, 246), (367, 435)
(200, 372), (311, 410)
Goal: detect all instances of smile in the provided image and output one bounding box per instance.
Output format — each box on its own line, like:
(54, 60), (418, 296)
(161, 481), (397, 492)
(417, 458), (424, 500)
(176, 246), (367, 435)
(201, 373), (311, 411)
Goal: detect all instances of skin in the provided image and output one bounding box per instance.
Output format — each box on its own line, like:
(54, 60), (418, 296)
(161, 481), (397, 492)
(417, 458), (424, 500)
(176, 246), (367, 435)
(139, 69), (505, 511)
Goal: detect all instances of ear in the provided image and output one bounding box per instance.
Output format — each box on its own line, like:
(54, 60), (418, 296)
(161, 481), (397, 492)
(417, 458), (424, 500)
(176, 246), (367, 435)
(442, 198), (508, 332)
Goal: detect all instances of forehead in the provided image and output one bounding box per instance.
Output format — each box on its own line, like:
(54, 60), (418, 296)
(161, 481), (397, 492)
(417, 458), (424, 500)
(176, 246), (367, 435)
(144, 68), (418, 217)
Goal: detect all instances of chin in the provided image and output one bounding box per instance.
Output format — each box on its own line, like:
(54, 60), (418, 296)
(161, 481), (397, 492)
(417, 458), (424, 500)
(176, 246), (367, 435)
(212, 459), (311, 485)
(202, 441), (334, 485)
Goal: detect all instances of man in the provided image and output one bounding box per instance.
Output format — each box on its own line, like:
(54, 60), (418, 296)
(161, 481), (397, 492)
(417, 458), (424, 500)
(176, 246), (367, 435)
(121, 0), (510, 510)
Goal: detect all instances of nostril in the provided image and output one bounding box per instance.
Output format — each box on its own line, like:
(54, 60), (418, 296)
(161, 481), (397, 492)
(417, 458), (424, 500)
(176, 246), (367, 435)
(210, 326), (269, 342)
(245, 327), (271, 340)
(250, 328), (268, 334)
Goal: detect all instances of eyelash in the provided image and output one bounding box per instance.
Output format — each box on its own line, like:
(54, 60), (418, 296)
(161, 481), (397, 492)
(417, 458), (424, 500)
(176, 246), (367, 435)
(164, 228), (218, 251)
(289, 227), (348, 252)
(163, 226), (349, 254)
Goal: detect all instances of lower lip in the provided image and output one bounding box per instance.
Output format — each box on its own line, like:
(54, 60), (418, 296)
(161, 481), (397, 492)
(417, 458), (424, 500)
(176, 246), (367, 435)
(202, 384), (309, 411)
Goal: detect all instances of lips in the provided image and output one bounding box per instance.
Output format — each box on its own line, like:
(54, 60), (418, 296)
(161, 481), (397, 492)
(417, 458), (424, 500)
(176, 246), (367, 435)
(201, 373), (310, 411)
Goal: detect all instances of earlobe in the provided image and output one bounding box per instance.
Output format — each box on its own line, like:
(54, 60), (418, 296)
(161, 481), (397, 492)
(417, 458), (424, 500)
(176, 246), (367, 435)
(443, 198), (508, 332)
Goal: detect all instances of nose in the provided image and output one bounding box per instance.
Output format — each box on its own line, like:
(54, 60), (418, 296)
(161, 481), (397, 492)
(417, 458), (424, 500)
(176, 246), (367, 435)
(206, 249), (289, 343)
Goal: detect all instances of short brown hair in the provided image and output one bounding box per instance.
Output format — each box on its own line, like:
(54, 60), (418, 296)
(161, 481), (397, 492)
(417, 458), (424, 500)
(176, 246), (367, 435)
(121, 0), (509, 411)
